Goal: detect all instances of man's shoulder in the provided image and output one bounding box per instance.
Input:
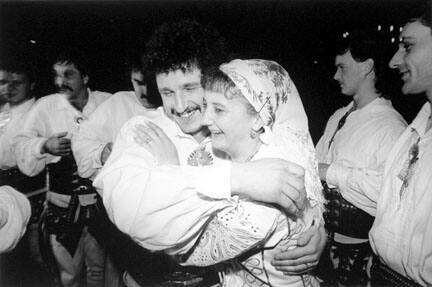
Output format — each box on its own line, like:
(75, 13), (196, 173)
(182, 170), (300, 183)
(95, 91), (133, 110)
(367, 100), (406, 125)
(125, 107), (177, 133)
(32, 93), (65, 109)
(327, 104), (352, 122)
(92, 90), (112, 97)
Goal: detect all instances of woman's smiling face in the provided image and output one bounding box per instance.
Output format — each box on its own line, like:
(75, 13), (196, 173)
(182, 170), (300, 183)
(201, 89), (258, 161)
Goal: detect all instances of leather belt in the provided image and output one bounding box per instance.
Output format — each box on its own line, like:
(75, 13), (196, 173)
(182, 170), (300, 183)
(370, 256), (422, 287)
(322, 181), (374, 239)
(0, 167), (46, 193)
(47, 155), (94, 195)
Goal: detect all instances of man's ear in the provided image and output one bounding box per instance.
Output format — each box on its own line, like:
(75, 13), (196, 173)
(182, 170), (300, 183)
(363, 58), (375, 77)
(83, 75), (89, 86)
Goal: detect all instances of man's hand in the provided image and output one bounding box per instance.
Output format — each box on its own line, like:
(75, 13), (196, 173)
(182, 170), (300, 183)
(41, 132), (71, 156)
(100, 142), (113, 165)
(271, 222), (327, 275)
(231, 158), (306, 216)
(318, 163), (330, 181)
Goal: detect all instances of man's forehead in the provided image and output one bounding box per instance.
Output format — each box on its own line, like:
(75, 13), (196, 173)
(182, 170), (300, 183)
(401, 20), (432, 41)
(156, 67), (201, 86)
(53, 62), (78, 72)
(335, 51), (353, 65)
(131, 70), (144, 79)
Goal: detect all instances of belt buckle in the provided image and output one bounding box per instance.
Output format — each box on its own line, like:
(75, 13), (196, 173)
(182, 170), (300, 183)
(74, 185), (89, 193)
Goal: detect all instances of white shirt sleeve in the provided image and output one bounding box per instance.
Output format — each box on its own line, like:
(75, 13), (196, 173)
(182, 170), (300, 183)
(72, 103), (113, 179)
(13, 103), (55, 177)
(326, 121), (405, 216)
(93, 117), (233, 254)
(0, 185), (31, 253)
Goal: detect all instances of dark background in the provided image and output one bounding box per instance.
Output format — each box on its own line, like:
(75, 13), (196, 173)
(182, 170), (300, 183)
(0, 0), (428, 142)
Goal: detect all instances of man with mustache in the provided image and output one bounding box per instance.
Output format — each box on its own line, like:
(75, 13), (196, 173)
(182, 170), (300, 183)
(14, 48), (111, 287)
(94, 19), (326, 286)
(73, 55), (161, 179)
(315, 31), (407, 286)
(72, 54), (164, 286)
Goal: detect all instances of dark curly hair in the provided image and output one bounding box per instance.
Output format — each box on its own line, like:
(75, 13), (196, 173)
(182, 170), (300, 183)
(143, 19), (227, 75)
(55, 48), (90, 77)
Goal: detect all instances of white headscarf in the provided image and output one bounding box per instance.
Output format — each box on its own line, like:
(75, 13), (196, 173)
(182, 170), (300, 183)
(220, 59), (324, 208)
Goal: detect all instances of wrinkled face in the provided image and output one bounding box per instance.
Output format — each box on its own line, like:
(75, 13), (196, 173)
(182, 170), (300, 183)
(0, 70), (33, 105)
(333, 50), (365, 96)
(389, 20), (432, 96)
(156, 67), (204, 137)
(53, 62), (88, 99)
(201, 90), (258, 161)
(131, 70), (149, 106)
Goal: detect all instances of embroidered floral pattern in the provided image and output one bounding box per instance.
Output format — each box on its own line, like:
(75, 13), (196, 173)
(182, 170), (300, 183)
(187, 146), (214, 166)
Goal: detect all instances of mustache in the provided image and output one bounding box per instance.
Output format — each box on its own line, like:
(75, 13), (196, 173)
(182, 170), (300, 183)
(58, 85), (73, 92)
(171, 106), (200, 116)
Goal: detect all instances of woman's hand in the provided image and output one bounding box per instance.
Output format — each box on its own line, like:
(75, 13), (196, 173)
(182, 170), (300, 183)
(134, 121), (180, 165)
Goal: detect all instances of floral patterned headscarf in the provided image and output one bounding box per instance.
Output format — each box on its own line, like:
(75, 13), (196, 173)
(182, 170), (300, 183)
(220, 59), (324, 209)
(220, 59), (309, 137)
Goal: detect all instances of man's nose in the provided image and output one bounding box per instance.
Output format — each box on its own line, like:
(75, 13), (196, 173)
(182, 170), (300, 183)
(6, 82), (14, 91)
(55, 76), (64, 87)
(389, 48), (403, 69)
(173, 92), (185, 112)
(333, 69), (340, 81)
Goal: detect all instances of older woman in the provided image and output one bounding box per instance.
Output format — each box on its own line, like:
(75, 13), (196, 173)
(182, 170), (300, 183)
(133, 59), (324, 286)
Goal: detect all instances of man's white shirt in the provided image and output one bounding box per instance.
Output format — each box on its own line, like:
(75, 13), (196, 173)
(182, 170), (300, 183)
(370, 102), (432, 286)
(0, 98), (35, 170)
(72, 91), (160, 179)
(316, 97), (406, 216)
(14, 89), (111, 177)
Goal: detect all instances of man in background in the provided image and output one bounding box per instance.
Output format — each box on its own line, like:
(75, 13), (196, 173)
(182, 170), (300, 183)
(14, 48), (112, 287)
(315, 31), (406, 286)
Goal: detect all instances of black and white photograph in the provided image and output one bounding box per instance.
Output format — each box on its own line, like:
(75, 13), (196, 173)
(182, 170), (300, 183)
(0, 0), (431, 286)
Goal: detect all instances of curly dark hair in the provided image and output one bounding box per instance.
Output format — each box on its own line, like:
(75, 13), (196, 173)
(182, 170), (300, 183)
(143, 19), (227, 75)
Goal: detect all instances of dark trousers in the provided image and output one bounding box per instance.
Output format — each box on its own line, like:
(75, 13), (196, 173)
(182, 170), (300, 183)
(89, 199), (219, 286)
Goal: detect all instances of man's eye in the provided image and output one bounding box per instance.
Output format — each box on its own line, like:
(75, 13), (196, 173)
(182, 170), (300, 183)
(403, 43), (412, 51)
(161, 91), (173, 97)
(134, 80), (146, 85)
(214, 107), (223, 113)
(185, 86), (198, 92)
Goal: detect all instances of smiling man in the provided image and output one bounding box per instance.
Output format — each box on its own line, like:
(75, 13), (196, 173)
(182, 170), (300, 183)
(94, 19), (327, 286)
(315, 31), (406, 286)
(14, 48), (111, 287)
(369, 7), (432, 286)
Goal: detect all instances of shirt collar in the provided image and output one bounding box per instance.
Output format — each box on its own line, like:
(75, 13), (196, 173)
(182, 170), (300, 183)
(351, 97), (390, 114)
(410, 102), (431, 137)
(56, 88), (92, 112)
